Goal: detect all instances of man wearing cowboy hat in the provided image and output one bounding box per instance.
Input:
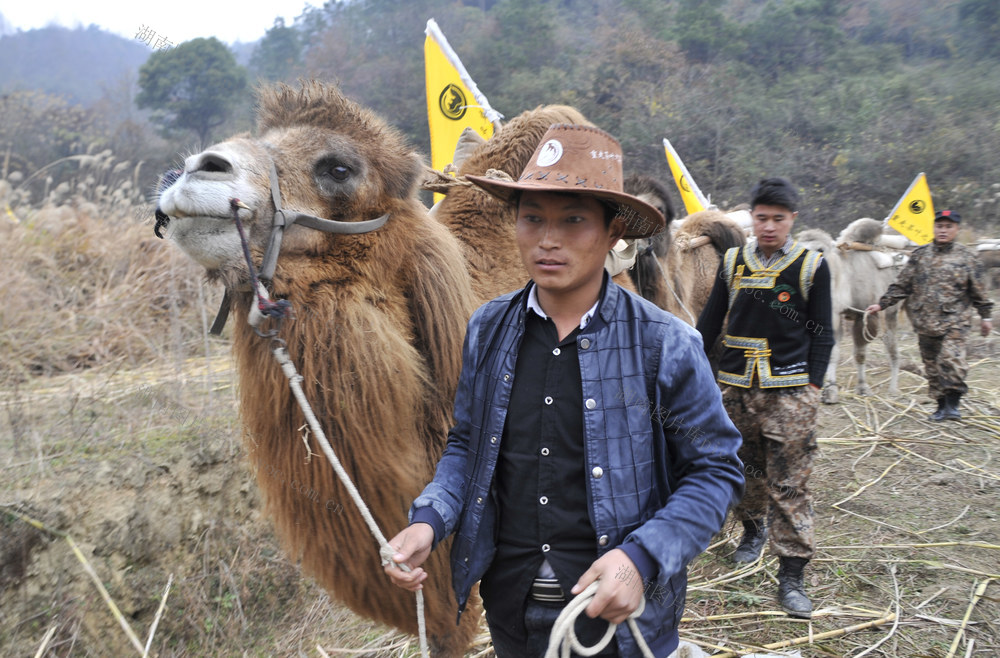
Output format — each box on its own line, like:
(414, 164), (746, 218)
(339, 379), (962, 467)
(384, 124), (744, 657)
(867, 209), (993, 420)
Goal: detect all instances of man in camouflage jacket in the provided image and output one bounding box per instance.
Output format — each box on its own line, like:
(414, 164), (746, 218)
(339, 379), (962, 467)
(867, 210), (993, 420)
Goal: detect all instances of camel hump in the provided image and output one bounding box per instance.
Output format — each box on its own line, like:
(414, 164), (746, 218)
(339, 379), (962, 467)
(680, 209), (745, 255)
(837, 217), (883, 246)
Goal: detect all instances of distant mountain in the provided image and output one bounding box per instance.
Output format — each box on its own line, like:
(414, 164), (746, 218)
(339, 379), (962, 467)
(0, 25), (152, 105)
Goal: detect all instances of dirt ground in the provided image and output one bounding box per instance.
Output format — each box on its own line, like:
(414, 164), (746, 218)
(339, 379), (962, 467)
(2, 305), (999, 657)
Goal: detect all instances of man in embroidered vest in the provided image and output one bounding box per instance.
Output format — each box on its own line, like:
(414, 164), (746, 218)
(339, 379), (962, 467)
(383, 124), (744, 657)
(696, 177), (834, 619)
(866, 210), (993, 421)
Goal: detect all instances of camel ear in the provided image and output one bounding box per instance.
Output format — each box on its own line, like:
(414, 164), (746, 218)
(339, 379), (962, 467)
(385, 151), (424, 200)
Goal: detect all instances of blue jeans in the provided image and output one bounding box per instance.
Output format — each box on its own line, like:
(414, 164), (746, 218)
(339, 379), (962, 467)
(486, 597), (619, 658)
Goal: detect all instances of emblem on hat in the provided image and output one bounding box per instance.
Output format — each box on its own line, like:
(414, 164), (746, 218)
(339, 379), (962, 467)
(536, 139), (564, 167)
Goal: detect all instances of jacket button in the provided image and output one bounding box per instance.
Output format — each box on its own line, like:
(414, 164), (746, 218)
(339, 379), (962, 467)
(592, 467), (603, 479)
(477, 497), (483, 504)
(541, 447), (550, 456)
(541, 543), (551, 552)
(544, 396), (553, 405)
(464, 556), (469, 562)
(552, 347), (561, 356)
(580, 338), (591, 349)
(503, 374), (510, 381)
(598, 535), (609, 546)
(585, 398), (596, 410)
(539, 496), (548, 505)
(491, 436), (497, 444)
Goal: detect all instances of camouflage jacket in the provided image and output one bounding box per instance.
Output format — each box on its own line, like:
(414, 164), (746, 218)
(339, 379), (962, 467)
(879, 241), (993, 336)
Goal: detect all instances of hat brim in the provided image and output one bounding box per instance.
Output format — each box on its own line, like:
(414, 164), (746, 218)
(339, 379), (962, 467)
(465, 174), (666, 239)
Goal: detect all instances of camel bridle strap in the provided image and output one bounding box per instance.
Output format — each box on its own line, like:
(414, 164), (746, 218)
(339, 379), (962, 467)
(209, 160), (389, 335)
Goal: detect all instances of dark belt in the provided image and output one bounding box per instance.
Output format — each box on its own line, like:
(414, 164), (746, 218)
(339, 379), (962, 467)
(530, 577), (566, 602)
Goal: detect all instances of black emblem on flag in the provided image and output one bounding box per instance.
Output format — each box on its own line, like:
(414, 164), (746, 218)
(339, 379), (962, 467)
(909, 200), (926, 214)
(439, 84), (467, 120)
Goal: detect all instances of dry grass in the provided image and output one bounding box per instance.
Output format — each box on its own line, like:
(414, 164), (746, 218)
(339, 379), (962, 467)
(1, 151), (211, 381)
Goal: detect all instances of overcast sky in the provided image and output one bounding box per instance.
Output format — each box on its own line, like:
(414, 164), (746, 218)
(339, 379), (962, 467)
(1, 1), (320, 45)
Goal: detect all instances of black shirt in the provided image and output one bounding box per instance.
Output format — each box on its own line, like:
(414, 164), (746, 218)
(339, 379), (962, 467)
(480, 295), (600, 632)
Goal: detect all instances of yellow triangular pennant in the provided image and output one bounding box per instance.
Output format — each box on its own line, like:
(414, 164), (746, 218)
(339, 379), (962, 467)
(886, 172), (934, 245)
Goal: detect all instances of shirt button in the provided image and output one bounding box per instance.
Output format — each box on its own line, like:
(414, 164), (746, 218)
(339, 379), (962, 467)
(592, 467), (604, 479)
(541, 447), (550, 456)
(580, 338), (591, 349)
(544, 396), (553, 405)
(598, 535), (609, 547)
(542, 544), (551, 552)
(585, 398), (596, 410)
(552, 347), (561, 356)
(539, 496), (548, 505)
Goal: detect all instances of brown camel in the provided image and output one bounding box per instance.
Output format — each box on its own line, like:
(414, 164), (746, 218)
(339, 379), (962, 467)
(625, 175), (745, 324)
(156, 82), (481, 656)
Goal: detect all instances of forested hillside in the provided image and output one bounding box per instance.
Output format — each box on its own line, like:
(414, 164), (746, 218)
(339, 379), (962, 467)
(265, 0), (1000, 231)
(4, 0), (1000, 232)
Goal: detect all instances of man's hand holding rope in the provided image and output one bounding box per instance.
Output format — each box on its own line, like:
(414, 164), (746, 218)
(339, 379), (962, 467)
(384, 523), (435, 592)
(571, 548), (644, 624)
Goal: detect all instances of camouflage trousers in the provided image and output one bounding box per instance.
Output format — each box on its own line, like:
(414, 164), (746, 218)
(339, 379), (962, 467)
(917, 327), (969, 401)
(722, 384), (819, 559)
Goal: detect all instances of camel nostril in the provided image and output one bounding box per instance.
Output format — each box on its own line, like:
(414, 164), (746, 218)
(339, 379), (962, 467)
(194, 154), (233, 174)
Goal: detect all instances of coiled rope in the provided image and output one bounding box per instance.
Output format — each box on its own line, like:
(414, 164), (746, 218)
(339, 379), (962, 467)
(544, 581), (655, 658)
(846, 305), (880, 343)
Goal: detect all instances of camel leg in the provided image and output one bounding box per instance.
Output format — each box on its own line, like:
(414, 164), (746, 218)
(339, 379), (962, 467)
(821, 314), (842, 404)
(853, 315), (872, 396)
(884, 309), (900, 396)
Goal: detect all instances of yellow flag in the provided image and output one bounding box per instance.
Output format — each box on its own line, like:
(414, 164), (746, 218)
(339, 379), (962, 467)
(886, 172), (934, 245)
(425, 19), (500, 201)
(662, 138), (709, 215)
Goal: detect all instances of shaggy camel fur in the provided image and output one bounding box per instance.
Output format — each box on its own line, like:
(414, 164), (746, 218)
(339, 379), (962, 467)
(624, 176), (745, 324)
(157, 82), (481, 656)
(429, 104), (638, 300)
(797, 219), (904, 403)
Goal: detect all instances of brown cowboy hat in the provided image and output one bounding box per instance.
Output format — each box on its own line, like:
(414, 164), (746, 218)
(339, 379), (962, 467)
(465, 124), (665, 238)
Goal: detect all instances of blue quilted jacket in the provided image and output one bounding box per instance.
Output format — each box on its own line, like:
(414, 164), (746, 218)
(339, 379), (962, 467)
(411, 280), (744, 657)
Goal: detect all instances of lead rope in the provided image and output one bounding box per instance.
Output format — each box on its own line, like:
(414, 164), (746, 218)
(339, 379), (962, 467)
(846, 305), (880, 343)
(544, 582), (655, 658)
(229, 199), (430, 658)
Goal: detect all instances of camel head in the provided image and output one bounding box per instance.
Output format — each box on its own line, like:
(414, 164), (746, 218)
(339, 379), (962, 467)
(625, 175), (675, 258)
(155, 82), (423, 288)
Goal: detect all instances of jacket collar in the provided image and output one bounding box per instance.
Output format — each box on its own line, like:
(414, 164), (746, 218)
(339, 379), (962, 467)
(520, 272), (618, 331)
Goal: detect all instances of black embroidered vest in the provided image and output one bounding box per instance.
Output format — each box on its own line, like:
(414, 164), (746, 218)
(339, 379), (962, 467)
(718, 241), (824, 388)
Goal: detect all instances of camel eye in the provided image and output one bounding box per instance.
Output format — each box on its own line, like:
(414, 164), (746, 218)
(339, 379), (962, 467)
(326, 165), (351, 182)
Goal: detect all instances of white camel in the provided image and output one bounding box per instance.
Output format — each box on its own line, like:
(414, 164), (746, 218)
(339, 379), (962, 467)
(797, 219), (907, 403)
